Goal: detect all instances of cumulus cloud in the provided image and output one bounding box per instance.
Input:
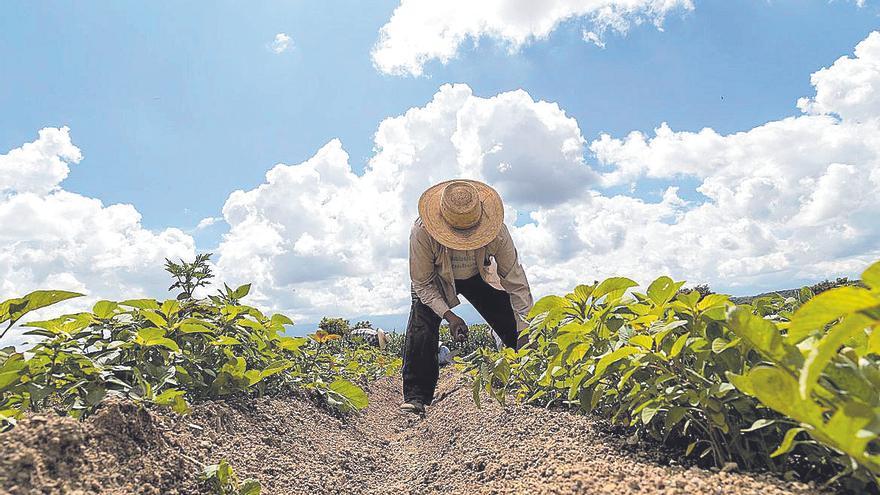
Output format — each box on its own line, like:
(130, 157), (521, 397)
(217, 31), (880, 323)
(269, 33), (293, 54)
(551, 31), (880, 293)
(196, 216), (221, 230)
(372, 0), (694, 76)
(0, 128), (195, 347)
(214, 84), (594, 321)
(5, 31), (880, 338)
(798, 31), (880, 122)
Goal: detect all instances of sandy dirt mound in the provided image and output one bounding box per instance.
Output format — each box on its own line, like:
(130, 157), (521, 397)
(0, 371), (826, 494)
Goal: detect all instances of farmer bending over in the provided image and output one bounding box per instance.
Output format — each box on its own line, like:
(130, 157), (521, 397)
(401, 179), (534, 414)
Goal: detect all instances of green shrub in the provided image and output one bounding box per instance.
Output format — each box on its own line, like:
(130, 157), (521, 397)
(318, 317), (351, 336)
(463, 260), (880, 492)
(440, 323), (498, 355)
(0, 255), (400, 430)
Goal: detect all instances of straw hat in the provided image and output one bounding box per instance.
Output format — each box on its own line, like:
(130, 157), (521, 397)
(418, 179), (504, 250)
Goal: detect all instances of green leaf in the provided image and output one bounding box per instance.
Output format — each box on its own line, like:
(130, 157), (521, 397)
(270, 313), (294, 328)
(139, 310), (168, 328)
(728, 308), (789, 363)
(571, 284), (594, 304)
(862, 261), (880, 291)
(136, 327), (180, 352)
(150, 337), (180, 352)
(527, 295), (569, 327)
(737, 366), (824, 425)
(472, 375), (482, 409)
(232, 284), (252, 300)
(212, 336), (241, 346)
(0, 370), (21, 391)
(119, 299), (160, 310)
(329, 379), (368, 410)
(664, 406), (687, 431)
(676, 291), (700, 308)
(629, 334), (653, 350)
(92, 300), (118, 319)
(137, 327), (165, 341)
(669, 334), (689, 358)
(641, 405), (659, 425)
(647, 276), (683, 306)
(1, 290), (83, 326)
(653, 320), (688, 346)
(788, 286), (879, 343)
(770, 427), (805, 457)
(278, 336), (307, 352)
(592, 277), (638, 302)
(240, 479), (262, 495)
(711, 337), (740, 354)
(583, 346), (642, 388)
(178, 322), (213, 334)
(800, 314), (872, 398)
(741, 418), (776, 432)
(160, 300), (180, 317)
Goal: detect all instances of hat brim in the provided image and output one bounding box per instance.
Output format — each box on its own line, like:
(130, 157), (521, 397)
(418, 180), (504, 250)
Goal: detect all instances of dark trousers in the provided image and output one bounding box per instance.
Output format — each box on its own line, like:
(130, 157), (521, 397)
(402, 275), (518, 404)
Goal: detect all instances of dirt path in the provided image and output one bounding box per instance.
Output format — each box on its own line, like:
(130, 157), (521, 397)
(0, 370), (825, 494)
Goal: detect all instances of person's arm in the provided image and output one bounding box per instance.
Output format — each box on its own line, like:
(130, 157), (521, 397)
(409, 221), (450, 318)
(410, 221), (469, 341)
(493, 224), (534, 331)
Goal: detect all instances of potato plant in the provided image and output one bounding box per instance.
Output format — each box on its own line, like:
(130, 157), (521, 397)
(0, 255), (401, 430)
(463, 260), (880, 491)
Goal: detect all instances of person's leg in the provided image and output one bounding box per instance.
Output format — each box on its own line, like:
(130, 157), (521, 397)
(455, 276), (518, 348)
(402, 293), (442, 405)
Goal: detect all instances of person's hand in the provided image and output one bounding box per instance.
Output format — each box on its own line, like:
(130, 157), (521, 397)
(443, 310), (468, 343)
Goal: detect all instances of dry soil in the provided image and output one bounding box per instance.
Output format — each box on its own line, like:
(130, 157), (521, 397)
(0, 370), (826, 494)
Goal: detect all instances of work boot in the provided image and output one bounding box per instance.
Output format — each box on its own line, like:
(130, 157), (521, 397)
(399, 400), (425, 414)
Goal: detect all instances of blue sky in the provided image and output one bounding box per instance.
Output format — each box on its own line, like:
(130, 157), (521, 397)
(2, 0), (876, 242)
(2, 1), (880, 335)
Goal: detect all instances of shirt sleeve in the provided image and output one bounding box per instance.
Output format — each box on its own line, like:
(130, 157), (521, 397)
(493, 224), (534, 319)
(409, 221), (451, 318)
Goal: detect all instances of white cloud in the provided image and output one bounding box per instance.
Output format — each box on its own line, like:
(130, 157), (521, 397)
(0, 128), (195, 348)
(0, 127), (82, 195)
(214, 84), (594, 321)
(549, 31), (880, 293)
(217, 31), (880, 323)
(196, 216), (220, 230)
(5, 31), (880, 338)
(582, 30), (607, 49)
(372, 0), (694, 76)
(797, 31), (880, 122)
(269, 33), (293, 54)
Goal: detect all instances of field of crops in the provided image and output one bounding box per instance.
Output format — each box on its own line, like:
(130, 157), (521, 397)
(0, 255), (401, 493)
(464, 259), (880, 493)
(1, 254), (879, 494)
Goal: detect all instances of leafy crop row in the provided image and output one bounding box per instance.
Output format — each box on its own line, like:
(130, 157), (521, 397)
(463, 260), (880, 492)
(0, 254), (401, 431)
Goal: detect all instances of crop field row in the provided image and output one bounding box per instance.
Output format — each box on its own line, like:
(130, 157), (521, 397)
(463, 259), (880, 493)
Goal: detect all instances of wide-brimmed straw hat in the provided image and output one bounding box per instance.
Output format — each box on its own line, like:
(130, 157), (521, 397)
(418, 179), (504, 250)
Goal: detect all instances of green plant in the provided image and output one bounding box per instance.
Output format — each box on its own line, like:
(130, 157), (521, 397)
(0, 290), (83, 340)
(809, 277), (859, 295)
(678, 283), (714, 300)
(0, 254), (400, 430)
(462, 260), (880, 492)
(319, 317), (351, 336)
(165, 253), (215, 300)
(202, 459), (260, 495)
(440, 323), (497, 355)
(726, 261), (880, 489)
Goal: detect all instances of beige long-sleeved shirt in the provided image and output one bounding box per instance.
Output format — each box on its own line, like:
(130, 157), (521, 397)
(409, 218), (534, 331)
